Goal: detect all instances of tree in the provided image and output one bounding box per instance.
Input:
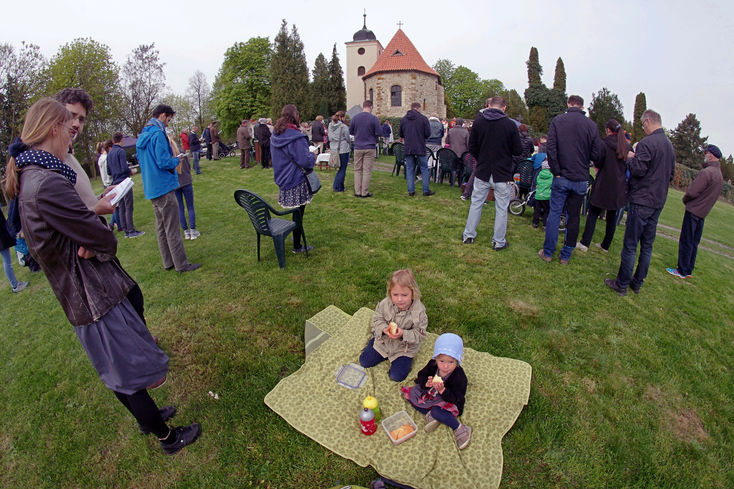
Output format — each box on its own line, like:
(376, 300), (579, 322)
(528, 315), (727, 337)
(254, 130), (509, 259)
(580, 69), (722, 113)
(433, 58), (456, 86)
(212, 37), (271, 137)
(526, 47), (543, 87)
(187, 70), (213, 131)
(503, 89), (528, 124)
(588, 87), (626, 138)
(670, 113), (708, 170)
(547, 57), (568, 123)
(159, 93), (195, 138)
(528, 106), (548, 134)
(632, 92), (647, 143)
(270, 20), (309, 119)
(326, 44), (346, 115)
(524, 46), (552, 132)
(720, 154), (734, 183)
(443, 66), (491, 119)
(309, 53), (330, 120)
(552, 57), (566, 93)
(0, 42), (47, 171)
(120, 44), (166, 136)
(45, 38), (121, 170)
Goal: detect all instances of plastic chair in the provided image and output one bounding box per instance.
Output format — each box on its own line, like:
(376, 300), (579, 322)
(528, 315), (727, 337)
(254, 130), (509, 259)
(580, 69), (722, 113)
(436, 148), (460, 186)
(234, 189), (308, 269)
(391, 142), (405, 176)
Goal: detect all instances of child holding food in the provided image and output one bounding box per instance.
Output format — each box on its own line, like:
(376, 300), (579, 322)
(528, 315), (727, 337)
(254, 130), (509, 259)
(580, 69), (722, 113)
(402, 333), (471, 450)
(359, 269), (427, 381)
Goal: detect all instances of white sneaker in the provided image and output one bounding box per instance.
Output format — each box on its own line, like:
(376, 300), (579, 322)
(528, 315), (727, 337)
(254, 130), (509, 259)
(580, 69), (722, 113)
(189, 229), (200, 240)
(12, 281), (29, 293)
(576, 242), (589, 252)
(184, 229), (191, 240)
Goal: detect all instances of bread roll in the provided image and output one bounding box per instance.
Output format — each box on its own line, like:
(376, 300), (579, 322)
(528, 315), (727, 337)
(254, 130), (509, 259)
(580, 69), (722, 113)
(390, 424), (415, 440)
(389, 322), (398, 335)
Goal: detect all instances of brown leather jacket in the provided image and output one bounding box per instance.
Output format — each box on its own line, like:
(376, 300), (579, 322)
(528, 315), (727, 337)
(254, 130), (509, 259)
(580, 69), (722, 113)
(18, 166), (135, 326)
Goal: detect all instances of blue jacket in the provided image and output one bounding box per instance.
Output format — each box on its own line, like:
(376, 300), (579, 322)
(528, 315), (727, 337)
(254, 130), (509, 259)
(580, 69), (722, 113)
(399, 109), (431, 155)
(349, 111), (381, 150)
(136, 118), (180, 200)
(271, 128), (315, 190)
(107, 144), (130, 185)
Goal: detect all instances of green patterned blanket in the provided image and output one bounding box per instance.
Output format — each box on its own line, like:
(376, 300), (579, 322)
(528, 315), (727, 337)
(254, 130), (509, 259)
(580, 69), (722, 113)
(265, 307), (532, 489)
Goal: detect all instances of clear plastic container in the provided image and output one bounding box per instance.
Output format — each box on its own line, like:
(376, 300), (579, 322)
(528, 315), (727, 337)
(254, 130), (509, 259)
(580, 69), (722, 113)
(381, 410), (418, 445)
(335, 363), (367, 389)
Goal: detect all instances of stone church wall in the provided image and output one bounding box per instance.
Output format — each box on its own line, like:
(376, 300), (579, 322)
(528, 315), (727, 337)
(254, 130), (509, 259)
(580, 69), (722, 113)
(365, 71), (445, 119)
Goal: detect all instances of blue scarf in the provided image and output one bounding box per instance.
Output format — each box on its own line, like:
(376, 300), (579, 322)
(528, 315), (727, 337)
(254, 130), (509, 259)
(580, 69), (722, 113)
(11, 140), (77, 185)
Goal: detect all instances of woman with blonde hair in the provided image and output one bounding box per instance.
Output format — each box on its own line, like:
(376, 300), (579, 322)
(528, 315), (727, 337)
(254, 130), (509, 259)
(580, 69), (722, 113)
(166, 133), (200, 240)
(5, 98), (201, 454)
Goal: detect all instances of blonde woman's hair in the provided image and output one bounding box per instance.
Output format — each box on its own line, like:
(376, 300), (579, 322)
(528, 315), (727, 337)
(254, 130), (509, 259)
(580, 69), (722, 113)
(387, 268), (421, 302)
(5, 98), (71, 199)
(166, 133), (183, 174)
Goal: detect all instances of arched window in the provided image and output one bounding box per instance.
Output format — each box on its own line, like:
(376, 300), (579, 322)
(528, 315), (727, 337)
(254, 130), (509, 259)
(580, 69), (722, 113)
(357, 66), (365, 76)
(391, 85), (402, 107)
(369, 88), (374, 101)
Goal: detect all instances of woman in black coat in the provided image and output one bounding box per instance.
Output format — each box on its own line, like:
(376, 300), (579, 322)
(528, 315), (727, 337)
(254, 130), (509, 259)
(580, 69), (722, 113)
(577, 119), (631, 252)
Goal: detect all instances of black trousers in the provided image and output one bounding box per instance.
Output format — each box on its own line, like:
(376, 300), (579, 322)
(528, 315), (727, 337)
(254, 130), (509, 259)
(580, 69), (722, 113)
(677, 210), (704, 276)
(292, 205), (306, 249)
(114, 389), (168, 438)
(580, 205), (618, 250)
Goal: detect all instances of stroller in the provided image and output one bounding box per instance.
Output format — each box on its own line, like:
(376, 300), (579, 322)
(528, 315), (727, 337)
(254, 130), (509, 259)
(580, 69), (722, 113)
(508, 159), (535, 215)
(217, 141), (235, 158)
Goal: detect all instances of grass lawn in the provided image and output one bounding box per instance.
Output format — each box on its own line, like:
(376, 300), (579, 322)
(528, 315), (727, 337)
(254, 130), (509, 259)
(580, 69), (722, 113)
(2, 154), (733, 488)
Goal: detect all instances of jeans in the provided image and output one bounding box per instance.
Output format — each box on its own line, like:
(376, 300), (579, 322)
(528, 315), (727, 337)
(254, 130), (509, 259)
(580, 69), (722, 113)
(405, 154), (430, 194)
(410, 405), (460, 430)
(174, 184), (196, 230)
(118, 190), (136, 234)
(151, 191), (189, 271)
(1, 247), (19, 288)
(462, 176), (511, 245)
(580, 205), (618, 250)
(359, 338), (413, 381)
(677, 210), (704, 276)
(615, 203), (662, 289)
(333, 152), (349, 191)
(191, 151), (201, 174)
(543, 176), (588, 261)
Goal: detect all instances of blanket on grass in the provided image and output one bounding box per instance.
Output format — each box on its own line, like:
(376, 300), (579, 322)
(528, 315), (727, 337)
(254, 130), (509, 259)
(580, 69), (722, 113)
(264, 307), (532, 489)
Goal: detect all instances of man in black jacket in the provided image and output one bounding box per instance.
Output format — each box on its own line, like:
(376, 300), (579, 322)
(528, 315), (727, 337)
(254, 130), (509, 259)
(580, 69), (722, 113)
(399, 102), (434, 196)
(605, 109), (675, 295)
(462, 96), (522, 249)
(539, 95), (601, 264)
(108, 132), (143, 238)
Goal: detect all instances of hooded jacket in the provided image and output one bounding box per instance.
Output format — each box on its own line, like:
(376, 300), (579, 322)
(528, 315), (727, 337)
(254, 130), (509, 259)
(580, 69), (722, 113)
(328, 120), (350, 154)
(427, 117), (444, 145)
(468, 107), (523, 182)
(546, 107), (601, 181)
(136, 118), (180, 200)
(270, 128), (315, 190)
(683, 159), (723, 218)
(399, 109), (431, 156)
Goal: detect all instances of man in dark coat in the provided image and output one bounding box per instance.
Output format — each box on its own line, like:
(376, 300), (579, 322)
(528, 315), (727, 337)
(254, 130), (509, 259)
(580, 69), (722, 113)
(539, 95), (601, 265)
(462, 96), (522, 249)
(255, 119), (272, 169)
(108, 132), (143, 238)
(310, 115), (326, 153)
(605, 109), (675, 295)
(399, 102), (434, 196)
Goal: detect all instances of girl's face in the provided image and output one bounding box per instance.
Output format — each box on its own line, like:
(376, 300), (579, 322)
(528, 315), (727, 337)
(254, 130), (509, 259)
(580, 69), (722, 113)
(435, 354), (458, 378)
(390, 284), (413, 311)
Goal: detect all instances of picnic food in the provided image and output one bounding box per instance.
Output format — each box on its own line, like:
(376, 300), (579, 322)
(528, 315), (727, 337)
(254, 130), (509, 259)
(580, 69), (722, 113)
(390, 424), (415, 440)
(389, 322), (398, 335)
(433, 375), (443, 386)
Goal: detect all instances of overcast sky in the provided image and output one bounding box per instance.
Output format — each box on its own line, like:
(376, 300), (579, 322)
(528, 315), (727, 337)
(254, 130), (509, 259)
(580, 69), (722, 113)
(4, 0), (733, 156)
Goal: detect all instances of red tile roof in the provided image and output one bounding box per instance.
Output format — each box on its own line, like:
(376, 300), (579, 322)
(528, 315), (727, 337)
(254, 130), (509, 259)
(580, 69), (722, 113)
(363, 29), (439, 79)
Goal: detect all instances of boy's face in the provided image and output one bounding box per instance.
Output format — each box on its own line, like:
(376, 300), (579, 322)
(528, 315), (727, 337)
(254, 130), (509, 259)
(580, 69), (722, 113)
(435, 354), (458, 378)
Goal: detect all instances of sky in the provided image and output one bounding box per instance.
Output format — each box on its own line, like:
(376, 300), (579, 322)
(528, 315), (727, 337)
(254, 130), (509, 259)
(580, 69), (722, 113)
(4, 0), (733, 156)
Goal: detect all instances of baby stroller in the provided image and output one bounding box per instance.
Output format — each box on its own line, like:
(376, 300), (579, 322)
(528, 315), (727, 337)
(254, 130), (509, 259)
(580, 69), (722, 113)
(217, 142), (236, 158)
(508, 159), (535, 215)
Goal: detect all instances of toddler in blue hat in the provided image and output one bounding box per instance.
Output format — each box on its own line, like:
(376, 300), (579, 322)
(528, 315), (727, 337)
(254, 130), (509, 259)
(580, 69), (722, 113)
(401, 333), (472, 449)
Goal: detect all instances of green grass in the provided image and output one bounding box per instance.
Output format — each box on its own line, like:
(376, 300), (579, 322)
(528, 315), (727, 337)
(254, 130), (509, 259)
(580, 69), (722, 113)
(2, 155), (733, 488)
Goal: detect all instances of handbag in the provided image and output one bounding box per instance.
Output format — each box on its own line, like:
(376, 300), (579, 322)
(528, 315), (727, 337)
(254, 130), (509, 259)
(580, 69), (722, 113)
(304, 169), (321, 194)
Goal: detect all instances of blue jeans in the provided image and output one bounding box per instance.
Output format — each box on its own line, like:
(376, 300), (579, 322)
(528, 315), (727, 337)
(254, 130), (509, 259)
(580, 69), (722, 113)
(543, 176), (588, 261)
(677, 210), (704, 276)
(359, 338), (413, 381)
(174, 184), (196, 230)
(410, 405), (460, 430)
(333, 152), (349, 191)
(616, 203), (662, 289)
(405, 154), (430, 194)
(462, 176), (511, 245)
(191, 151), (201, 174)
(1, 247), (19, 288)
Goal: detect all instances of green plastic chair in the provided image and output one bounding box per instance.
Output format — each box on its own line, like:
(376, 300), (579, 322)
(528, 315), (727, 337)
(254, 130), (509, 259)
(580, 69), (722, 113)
(436, 148), (460, 186)
(391, 142), (405, 176)
(234, 189), (308, 269)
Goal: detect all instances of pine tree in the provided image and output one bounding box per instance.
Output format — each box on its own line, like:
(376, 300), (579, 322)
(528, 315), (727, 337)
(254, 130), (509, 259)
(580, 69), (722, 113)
(670, 113), (708, 170)
(524, 46), (552, 133)
(552, 57), (566, 93)
(309, 53), (330, 121)
(632, 92), (647, 143)
(528, 106), (548, 134)
(588, 87), (626, 138)
(526, 47), (542, 87)
(326, 43), (346, 115)
(270, 20), (309, 119)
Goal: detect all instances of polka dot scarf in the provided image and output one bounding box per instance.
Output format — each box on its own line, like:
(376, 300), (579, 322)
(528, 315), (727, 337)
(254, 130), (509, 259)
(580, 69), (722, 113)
(14, 148), (77, 186)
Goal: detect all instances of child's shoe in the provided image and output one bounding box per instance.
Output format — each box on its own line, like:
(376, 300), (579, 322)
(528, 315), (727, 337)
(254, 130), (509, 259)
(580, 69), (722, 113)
(454, 424), (472, 450)
(424, 411), (440, 432)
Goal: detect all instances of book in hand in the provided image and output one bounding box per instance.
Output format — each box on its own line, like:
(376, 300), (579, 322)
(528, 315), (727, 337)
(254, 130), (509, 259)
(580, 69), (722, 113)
(109, 177), (134, 206)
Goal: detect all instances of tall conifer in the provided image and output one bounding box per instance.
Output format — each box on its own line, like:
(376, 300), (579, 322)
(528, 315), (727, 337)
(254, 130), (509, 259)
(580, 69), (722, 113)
(327, 43), (346, 115)
(632, 92), (647, 143)
(270, 19), (309, 119)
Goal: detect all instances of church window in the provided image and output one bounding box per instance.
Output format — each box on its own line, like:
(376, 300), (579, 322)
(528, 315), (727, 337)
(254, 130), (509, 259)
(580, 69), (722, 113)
(358, 66), (365, 76)
(391, 85), (402, 107)
(358, 47), (365, 55)
(391, 50), (404, 56)
(369, 88), (374, 101)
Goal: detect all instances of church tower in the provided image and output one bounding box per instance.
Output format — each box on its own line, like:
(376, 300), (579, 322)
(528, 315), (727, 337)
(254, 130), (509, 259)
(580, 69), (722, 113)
(345, 13), (383, 113)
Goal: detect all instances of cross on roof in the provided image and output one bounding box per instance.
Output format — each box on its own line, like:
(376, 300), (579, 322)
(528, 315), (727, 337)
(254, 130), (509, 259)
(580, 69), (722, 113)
(397, 21), (404, 29)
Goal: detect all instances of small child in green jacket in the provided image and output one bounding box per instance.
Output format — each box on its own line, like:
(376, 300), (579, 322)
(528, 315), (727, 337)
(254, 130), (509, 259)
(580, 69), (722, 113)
(533, 159), (553, 228)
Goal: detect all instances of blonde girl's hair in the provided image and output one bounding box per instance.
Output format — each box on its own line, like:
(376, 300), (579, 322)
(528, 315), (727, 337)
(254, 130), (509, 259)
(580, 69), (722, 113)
(387, 268), (421, 302)
(5, 98), (71, 199)
(166, 133), (183, 174)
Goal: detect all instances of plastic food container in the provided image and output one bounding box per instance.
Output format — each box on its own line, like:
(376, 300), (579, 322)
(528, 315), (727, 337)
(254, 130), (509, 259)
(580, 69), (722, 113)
(335, 363), (367, 389)
(381, 410), (418, 445)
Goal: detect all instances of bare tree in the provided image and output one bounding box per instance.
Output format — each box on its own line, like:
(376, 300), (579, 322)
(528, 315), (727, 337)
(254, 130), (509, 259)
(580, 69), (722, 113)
(120, 43), (166, 135)
(187, 70), (211, 130)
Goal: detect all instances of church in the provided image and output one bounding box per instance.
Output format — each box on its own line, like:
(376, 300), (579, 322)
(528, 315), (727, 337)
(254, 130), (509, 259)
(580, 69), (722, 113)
(345, 16), (446, 119)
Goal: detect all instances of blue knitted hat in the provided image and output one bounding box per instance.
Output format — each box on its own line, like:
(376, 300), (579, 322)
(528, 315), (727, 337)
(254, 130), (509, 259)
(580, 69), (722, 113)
(432, 333), (464, 365)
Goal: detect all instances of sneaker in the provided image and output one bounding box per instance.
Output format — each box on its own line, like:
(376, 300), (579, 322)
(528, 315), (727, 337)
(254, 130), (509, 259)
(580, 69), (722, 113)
(596, 243), (609, 253)
(178, 263), (201, 273)
(576, 242), (589, 252)
(140, 405), (177, 434)
(408, 192), (415, 197)
(292, 245), (313, 254)
(454, 424), (472, 450)
(160, 423), (202, 455)
(189, 229), (201, 240)
(666, 267), (685, 278)
(462, 237), (474, 244)
(423, 190), (435, 196)
(424, 412), (440, 433)
(183, 229), (191, 240)
(538, 249), (552, 263)
(492, 241), (509, 251)
(559, 257), (569, 265)
(126, 230), (145, 238)
(460, 195), (468, 201)
(12, 281), (29, 293)
(604, 278), (627, 296)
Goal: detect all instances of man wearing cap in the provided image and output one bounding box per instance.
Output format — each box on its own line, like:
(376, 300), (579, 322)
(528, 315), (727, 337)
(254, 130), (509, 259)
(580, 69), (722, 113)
(210, 121), (221, 160)
(666, 144), (724, 278)
(605, 109), (675, 296)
